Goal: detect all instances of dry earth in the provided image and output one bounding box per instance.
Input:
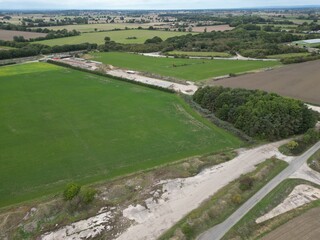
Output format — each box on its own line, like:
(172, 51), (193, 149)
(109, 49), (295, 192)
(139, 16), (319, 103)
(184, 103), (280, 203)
(192, 25), (234, 32)
(256, 184), (320, 223)
(209, 60), (320, 105)
(0, 29), (46, 41)
(40, 140), (292, 240)
(114, 140), (292, 240)
(261, 207), (320, 240)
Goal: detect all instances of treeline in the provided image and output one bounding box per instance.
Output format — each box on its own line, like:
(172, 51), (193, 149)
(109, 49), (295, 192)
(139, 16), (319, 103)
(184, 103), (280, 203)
(193, 86), (318, 140)
(97, 30), (310, 57)
(281, 54), (320, 64)
(0, 43), (97, 60)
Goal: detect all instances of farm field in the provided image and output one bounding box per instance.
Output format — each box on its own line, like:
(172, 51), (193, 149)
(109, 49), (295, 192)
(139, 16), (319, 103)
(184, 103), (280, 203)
(38, 23), (160, 32)
(0, 62), (242, 207)
(32, 29), (190, 45)
(262, 207), (320, 240)
(167, 51), (232, 57)
(192, 25), (234, 32)
(91, 52), (280, 81)
(211, 59), (320, 105)
(0, 29), (46, 41)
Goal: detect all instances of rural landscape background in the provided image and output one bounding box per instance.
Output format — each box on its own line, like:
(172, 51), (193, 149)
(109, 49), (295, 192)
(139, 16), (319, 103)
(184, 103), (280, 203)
(1, 1), (320, 240)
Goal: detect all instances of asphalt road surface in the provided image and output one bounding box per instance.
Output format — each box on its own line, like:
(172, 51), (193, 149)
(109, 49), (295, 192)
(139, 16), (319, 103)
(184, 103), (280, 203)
(198, 141), (320, 240)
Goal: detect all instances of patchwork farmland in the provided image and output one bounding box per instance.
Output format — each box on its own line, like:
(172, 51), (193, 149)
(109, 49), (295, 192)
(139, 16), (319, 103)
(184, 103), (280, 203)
(0, 62), (242, 207)
(91, 52), (280, 81)
(211, 59), (320, 105)
(0, 29), (47, 41)
(32, 29), (191, 45)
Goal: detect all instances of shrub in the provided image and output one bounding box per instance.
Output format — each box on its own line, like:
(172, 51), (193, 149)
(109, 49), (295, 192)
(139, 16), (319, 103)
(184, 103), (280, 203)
(63, 183), (81, 201)
(231, 194), (242, 204)
(239, 176), (254, 191)
(80, 187), (97, 204)
(286, 140), (299, 150)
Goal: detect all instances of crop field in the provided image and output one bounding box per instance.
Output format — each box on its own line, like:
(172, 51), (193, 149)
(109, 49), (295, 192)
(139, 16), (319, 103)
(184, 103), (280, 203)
(0, 29), (47, 41)
(262, 207), (320, 240)
(167, 51), (232, 57)
(32, 29), (190, 45)
(212, 60), (320, 105)
(0, 62), (242, 207)
(91, 52), (280, 81)
(39, 23), (163, 32)
(192, 25), (234, 32)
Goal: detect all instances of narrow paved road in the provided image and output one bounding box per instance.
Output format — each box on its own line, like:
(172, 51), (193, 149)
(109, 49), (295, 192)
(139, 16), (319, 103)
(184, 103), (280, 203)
(198, 141), (320, 240)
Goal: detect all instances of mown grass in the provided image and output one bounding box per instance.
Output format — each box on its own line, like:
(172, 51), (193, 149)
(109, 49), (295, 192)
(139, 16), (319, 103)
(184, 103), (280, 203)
(32, 29), (190, 45)
(222, 179), (320, 240)
(167, 51), (232, 57)
(37, 23), (153, 32)
(0, 62), (242, 208)
(159, 158), (288, 240)
(91, 52), (280, 81)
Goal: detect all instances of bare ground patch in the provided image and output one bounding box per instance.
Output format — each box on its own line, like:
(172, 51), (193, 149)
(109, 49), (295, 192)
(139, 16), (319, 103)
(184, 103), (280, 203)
(192, 25), (234, 32)
(209, 60), (320, 105)
(0, 30), (46, 41)
(262, 207), (320, 240)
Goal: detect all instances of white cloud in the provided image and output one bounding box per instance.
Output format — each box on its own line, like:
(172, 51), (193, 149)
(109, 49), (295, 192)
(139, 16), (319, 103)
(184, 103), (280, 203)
(0, 0), (319, 9)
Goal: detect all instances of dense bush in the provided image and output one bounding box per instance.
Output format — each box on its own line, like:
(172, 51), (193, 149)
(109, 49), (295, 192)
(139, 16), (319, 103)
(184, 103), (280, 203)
(63, 183), (81, 201)
(80, 187), (97, 204)
(193, 86), (318, 140)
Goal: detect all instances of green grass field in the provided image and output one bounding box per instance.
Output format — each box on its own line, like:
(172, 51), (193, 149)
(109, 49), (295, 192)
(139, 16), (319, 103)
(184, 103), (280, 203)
(91, 52), (280, 81)
(32, 29), (191, 45)
(0, 62), (242, 207)
(167, 51), (232, 57)
(40, 23), (157, 32)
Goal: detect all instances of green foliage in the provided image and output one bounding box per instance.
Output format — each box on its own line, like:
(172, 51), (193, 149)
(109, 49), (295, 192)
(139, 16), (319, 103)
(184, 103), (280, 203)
(80, 187), (97, 204)
(63, 183), (81, 201)
(193, 86), (318, 140)
(145, 36), (163, 44)
(286, 141), (299, 150)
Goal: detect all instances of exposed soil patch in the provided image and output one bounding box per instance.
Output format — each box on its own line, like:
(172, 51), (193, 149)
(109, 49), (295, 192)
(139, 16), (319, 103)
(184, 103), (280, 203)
(0, 30), (46, 41)
(209, 60), (320, 105)
(192, 25), (234, 32)
(256, 184), (320, 223)
(262, 207), (320, 240)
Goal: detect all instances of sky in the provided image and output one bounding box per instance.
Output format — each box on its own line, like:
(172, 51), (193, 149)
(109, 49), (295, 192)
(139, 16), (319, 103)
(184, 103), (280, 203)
(0, 0), (319, 10)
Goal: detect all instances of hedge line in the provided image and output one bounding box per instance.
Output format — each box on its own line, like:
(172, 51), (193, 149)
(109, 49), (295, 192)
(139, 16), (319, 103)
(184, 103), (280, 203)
(46, 60), (175, 94)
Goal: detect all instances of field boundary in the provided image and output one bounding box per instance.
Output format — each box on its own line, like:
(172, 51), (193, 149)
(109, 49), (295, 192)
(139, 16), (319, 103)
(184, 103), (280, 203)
(46, 60), (175, 93)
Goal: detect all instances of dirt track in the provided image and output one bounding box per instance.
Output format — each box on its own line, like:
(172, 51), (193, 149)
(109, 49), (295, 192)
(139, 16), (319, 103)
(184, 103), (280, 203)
(192, 25), (234, 32)
(262, 207), (320, 240)
(209, 60), (320, 105)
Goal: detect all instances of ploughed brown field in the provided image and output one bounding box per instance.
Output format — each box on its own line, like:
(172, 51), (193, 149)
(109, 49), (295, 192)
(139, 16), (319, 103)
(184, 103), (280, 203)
(262, 207), (320, 240)
(0, 29), (47, 41)
(210, 60), (320, 105)
(192, 25), (234, 32)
